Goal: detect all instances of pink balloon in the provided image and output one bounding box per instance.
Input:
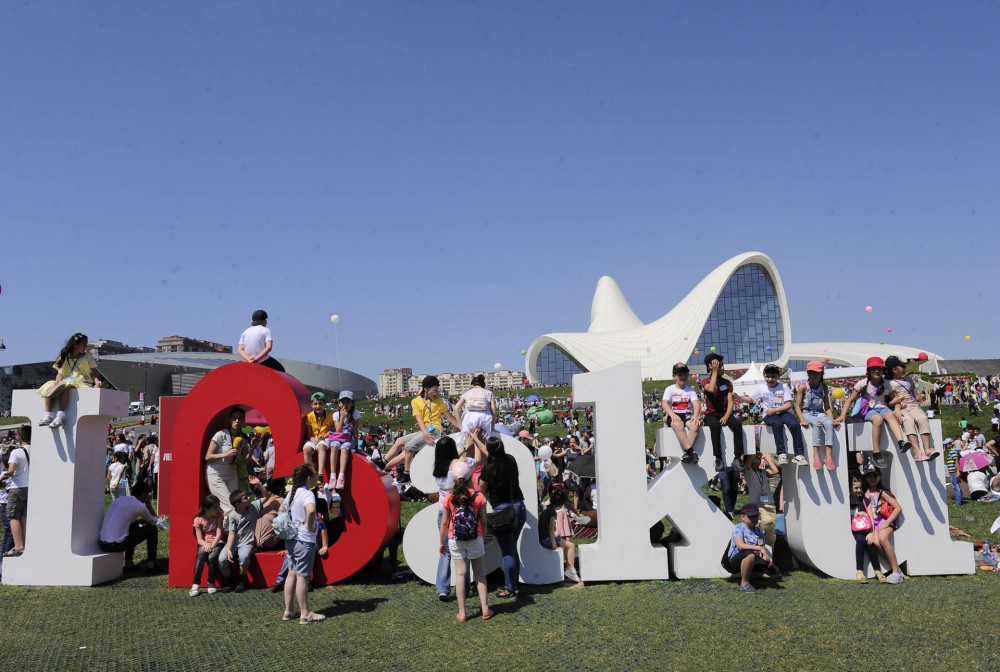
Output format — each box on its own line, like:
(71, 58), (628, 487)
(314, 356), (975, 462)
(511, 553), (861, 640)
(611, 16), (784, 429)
(887, 328), (892, 333)
(865, 306), (873, 313)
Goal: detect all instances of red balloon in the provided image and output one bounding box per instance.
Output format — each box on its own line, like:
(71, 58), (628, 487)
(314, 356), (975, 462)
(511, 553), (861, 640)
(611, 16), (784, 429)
(917, 352), (928, 361)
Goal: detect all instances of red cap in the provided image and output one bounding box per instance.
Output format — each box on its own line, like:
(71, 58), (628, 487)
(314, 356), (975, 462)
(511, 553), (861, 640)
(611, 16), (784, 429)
(866, 356), (886, 369)
(806, 361), (824, 373)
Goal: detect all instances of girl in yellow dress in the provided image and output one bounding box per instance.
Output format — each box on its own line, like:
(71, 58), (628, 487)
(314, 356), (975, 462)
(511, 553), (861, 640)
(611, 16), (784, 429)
(37, 333), (103, 428)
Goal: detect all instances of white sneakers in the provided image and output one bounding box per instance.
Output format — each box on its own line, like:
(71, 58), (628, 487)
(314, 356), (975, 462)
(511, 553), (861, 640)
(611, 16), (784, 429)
(792, 455), (808, 466)
(886, 571), (905, 584)
(775, 454), (788, 466)
(189, 584), (200, 597)
(49, 412), (66, 428)
(564, 566), (582, 583)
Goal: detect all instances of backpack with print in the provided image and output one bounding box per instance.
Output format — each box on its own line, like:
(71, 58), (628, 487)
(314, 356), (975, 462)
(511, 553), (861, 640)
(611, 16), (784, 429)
(452, 503), (479, 541)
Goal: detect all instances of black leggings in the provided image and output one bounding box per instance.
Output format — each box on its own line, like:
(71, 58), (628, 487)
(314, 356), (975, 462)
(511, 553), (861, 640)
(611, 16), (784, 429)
(258, 357), (286, 373)
(853, 531), (879, 571)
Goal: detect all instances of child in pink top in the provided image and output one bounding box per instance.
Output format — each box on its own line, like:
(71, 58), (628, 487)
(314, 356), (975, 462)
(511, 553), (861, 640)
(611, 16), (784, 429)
(439, 462), (492, 622)
(190, 495), (224, 596)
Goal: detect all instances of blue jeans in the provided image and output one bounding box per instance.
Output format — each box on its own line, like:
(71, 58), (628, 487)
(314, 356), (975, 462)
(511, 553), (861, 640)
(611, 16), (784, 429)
(0, 503), (12, 573)
(493, 500), (527, 592)
(950, 471), (964, 505)
(765, 411), (805, 456)
(436, 507), (470, 595)
(717, 468), (738, 517)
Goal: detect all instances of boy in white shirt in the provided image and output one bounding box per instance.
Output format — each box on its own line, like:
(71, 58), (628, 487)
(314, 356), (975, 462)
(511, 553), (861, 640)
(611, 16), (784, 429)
(738, 364), (806, 466)
(662, 363), (702, 464)
(238, 309), (285, 372)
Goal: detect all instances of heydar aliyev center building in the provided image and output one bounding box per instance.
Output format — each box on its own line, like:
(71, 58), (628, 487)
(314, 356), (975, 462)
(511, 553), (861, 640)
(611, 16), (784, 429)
(525, 251), (942, 385)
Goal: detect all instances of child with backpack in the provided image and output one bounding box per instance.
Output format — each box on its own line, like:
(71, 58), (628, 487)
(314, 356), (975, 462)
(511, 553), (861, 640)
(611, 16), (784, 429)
(439, 461), (492, 622)
(836, 357), (908, 469)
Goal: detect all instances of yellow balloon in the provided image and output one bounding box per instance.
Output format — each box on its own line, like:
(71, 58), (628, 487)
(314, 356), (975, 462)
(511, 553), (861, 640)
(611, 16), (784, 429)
(233, 436), (244, 449)
(832, 387), (845, 400)
(965, 335), (972, 341)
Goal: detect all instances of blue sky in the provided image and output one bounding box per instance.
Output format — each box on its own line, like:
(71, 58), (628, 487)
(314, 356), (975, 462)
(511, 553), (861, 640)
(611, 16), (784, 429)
(1, 2), (996, 382)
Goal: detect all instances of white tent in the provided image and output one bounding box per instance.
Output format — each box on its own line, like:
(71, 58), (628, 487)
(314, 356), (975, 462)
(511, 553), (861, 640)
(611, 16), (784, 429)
(733, 362), (767, 394)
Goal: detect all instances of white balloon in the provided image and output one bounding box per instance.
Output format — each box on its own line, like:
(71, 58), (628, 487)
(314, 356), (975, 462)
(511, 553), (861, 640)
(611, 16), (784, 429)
(494, 362), (502, 371)
(538, 445), (553, 461)
(330, 314), (341, 325)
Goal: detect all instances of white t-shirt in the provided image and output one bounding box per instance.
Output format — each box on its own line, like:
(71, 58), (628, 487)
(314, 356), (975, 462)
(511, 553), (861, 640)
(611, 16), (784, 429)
(751, 383), (793, 411)
(461, 387), (493, 413)
(108, 462), (127, 488)
(291, 486), (317, 543)
(150, 446), (160, 474)
(968, 471), (989, 496)
(333, 408), (363, 427)
(434, 457), (477, 505)
(239, 325), (273, 362)
(8, 446), (30, 489)
(100, 496), (156, 543)
(662, 385), (698, 416)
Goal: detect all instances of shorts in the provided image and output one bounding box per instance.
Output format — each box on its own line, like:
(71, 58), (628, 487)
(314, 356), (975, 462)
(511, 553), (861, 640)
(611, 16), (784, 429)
(448, 536), (485, 560)
(723, 549), (777, 575)
(329, 440), (354, 452)
(541, 536), (565, 550)
(461, 411), (493, 437)
(303, 439), (329, 451)
(404, 427), (441, 453)
(286, 538), (317, 576)
(7, 488), (27, 520)
(666, 415), (694, 428)
(864, 407), (893, 421)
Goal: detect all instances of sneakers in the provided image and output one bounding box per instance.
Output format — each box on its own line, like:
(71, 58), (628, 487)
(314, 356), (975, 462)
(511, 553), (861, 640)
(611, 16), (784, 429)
(335, 474), (346, 490)
(813, 456), (822, 469)
(234, 582), (246, 593)
(738, 582), (756, 594)
(564, 566), (582, 583)
(925, 451), (940, 462)
(775, 454), (788, 466)
(872, 453), (887, 469)
(792, 455), (808, 466)
(681, 450), (696, 464)
(732, 457), (745, 473)
(886, 571), (904, 584)
(855, 570), (869, 584)
(189, 584), (200, 597)
(49, 411), (66, 428)
(271, 583), (284, 593)
(38, 413), (53, 426)
(437, 592), (450, 602)
(899, 440), (912, 453)
(714, 456), (724, 472)
(874, 570), (888, 583)
(824, 457), (836, 471)
(571, 514), (592, 526)
(207, 586), (217, 595)
(397, 471), (411, 484)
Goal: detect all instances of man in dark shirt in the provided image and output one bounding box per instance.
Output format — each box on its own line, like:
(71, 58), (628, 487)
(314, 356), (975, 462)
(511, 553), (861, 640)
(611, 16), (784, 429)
(701, 353), (745, 473)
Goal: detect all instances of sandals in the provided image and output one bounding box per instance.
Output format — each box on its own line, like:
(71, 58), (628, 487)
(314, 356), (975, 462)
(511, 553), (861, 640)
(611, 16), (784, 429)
(495, 587), (517, 599)
(482, 609), (495, 621)
(3, 549), (24, 558)
(299, 612), (327, 625)
(456, 613), (468, 623)
(282, 611), (300, 621)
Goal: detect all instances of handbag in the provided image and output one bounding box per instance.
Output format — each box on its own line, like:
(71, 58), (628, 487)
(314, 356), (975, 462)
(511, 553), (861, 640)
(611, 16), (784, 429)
(271, 490), (299, 541)
(851, 513), (873, 532)
(487, 505), (517, 535)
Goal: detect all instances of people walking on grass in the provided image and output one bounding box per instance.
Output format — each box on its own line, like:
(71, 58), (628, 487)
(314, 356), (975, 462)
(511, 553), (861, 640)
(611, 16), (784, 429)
(327, 391), (361, 492)
(37, 333), (104, 428)
(238, 309), (285, 372)
(738, 364), (806, 466)
(837, 357), (908, 470)
(794, 361), (838, 471)
(0, 426), (30, 557)
(283, 463), (325, 624)
(662, 362), (702, 463)
(439, 461), (492, 622)
(860, 463), (904, 584)
(885, 355), (938, 462)
(190, 495), (224, 596)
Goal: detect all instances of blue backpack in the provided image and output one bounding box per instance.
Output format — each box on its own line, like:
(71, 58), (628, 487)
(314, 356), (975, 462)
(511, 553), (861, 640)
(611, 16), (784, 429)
(452, 503), (479, 541)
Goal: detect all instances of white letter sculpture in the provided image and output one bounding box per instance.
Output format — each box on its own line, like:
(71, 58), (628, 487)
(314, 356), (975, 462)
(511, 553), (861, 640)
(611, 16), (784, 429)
(4, 388), (129, 586)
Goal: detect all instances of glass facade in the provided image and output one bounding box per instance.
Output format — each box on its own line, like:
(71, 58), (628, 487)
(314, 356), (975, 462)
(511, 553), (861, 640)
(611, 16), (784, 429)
(536, 343), (588, 385)
(687, 263), (784, 367)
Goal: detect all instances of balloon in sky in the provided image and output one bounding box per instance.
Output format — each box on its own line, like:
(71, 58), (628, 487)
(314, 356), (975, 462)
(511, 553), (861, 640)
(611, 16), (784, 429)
(330, 314), (341, 325)
(887, 328), (892, 333)
(865, 306), (873, 313)
(538, 446), (553, 461)
(709, 346), (716, 353)
(694, 350), (700, 356)
(918, 352), (929, 361)
(966, 335), (971, 341)
(684, 336), (688, 340)
(832, 387), (845, 400)
(520, 350), (527, 356)
(765, 346), (772, 352)
(494, 362), (502, 371)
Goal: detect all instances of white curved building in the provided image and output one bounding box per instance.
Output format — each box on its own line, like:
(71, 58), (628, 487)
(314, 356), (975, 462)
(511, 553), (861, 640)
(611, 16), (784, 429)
(525, 252), (942, 384)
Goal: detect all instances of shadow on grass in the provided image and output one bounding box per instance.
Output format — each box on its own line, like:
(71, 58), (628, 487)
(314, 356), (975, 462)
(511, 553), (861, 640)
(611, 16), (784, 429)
(318, 597), (389, 617)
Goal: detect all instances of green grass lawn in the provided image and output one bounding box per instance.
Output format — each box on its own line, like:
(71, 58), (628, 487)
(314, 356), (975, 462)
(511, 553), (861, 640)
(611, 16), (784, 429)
(2, 397), (995, 670)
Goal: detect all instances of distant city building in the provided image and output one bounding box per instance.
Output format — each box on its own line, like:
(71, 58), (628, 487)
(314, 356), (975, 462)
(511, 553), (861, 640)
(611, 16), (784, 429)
(88, 339), (155, 357)
(383, 368), (526, 397)
(156, 335), (232, 354)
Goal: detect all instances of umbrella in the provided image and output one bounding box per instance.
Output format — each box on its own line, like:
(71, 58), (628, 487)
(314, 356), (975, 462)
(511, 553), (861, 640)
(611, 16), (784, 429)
(991, 515), (1000, 535)
(565, 454), (596, 479)
(959, 452), (994, 473)
(525, 394), (539, 402)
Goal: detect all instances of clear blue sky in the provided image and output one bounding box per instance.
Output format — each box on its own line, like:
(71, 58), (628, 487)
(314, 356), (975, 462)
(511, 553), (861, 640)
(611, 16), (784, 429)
(1, 2), (997, 381)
